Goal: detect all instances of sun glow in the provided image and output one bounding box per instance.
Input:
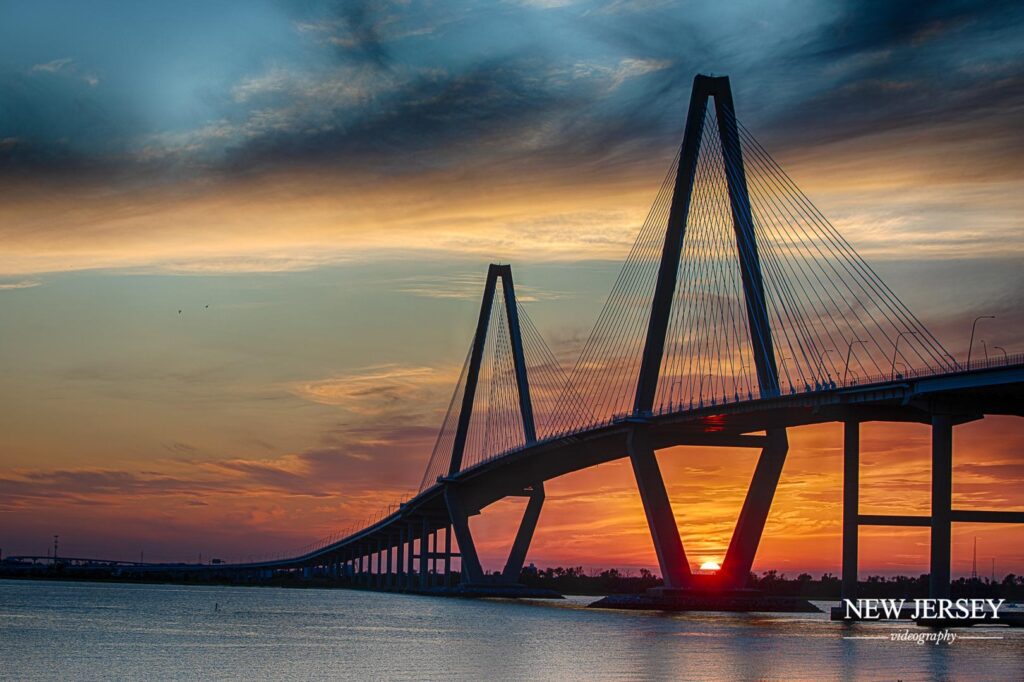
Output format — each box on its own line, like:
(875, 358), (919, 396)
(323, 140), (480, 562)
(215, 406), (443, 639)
(699, 561), (721, 572)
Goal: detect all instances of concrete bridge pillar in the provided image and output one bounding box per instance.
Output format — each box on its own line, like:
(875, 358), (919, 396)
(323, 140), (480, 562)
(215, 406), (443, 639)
(406, 522), (416, 589)
(443, 525), (453, 588)
(501, 485), (545, 583)
(419, 518), (429, 589)
(444, 488), (485, 584)
(375, 539), (382, 589)
(397, 526), (406, 590)
(427, 530), (436, 588)
(842, 419), (859, 600)
(627, 427), (691, 589)
(930, 414), (953, 598)
(720, 429), (789, 588)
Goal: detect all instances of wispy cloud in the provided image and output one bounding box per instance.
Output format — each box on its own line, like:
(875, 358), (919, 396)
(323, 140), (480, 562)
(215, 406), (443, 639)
(30, 57), (74, 73)
(0, 279), (41, 290)
(289, 364), (458, 417)
(28, 57), (98, 86)
(394, 273), (570, 301)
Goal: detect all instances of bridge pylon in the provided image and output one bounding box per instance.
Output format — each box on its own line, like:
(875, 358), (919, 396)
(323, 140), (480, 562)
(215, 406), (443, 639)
(628, 74), (789, 591)
(442, 264), (546, 588)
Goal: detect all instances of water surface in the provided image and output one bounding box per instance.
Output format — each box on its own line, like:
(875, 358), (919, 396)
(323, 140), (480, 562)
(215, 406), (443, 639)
(2, 580), (1022, 680)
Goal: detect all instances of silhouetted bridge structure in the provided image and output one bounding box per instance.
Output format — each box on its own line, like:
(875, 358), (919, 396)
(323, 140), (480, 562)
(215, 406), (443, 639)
(150, 76), (1024, 602)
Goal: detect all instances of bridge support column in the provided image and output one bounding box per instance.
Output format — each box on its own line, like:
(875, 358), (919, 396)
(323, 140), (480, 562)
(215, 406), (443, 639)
(397, 527), (405, 590)
(720, 429), (789, 589)
(419, 518), (429, 589)
(406, 523), (415, 589)
(501, 484), (545, 583)
(444, 525), (453, 588)
(444, 487), (486, 585)
(386, 535), (393, 589)
(930, 414), (953, 599)
(627, 427), (691, 589)
(429, 530), (437, 588)
(375, 539), (382, 589)
(842, 420), (859, 600)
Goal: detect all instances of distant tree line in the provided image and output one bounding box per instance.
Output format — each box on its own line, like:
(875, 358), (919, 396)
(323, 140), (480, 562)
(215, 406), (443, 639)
(520, 566), (1024, 599)
(6, 559), (1024, 599)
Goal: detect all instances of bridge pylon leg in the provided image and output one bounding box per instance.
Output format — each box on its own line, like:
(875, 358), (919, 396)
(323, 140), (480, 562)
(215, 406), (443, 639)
(930, 414), (953, 598)
(501, 484), (545, 583)
(627, 427), (691, 589)
(842, 420), (859, 600)
(444, 487), (486, 585)
(720, 428), (789, 588)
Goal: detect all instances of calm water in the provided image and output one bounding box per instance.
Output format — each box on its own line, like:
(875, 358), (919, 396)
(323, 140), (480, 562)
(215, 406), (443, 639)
(2, 580), (1022, 680)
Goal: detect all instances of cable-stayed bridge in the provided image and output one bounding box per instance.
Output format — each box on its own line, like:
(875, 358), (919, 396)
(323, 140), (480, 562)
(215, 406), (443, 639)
(156, 75), (1023, 601)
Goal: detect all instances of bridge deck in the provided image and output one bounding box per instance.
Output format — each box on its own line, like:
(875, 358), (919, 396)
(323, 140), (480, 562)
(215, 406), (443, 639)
(182, 361), (1021, 573)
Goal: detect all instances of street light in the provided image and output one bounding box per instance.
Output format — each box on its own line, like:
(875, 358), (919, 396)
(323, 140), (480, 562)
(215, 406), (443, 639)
(698, 373), (713, 405)
(981, 339), (989, 363)
(968, 315), (995, 369)
(891, 331), (919, 380)
(843, 339), (867, 386)
(993, 345), (1009, 363)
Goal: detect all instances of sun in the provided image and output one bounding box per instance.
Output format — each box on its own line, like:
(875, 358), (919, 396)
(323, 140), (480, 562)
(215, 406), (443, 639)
(699, 561), (721, 572)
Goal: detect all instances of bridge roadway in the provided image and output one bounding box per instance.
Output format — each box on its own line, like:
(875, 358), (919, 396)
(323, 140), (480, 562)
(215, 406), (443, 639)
(179, 359), (1022, 596)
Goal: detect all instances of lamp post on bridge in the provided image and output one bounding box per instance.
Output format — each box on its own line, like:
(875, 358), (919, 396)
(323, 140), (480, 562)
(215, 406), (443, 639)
(699, 373), (713, 405)
(993, 345), (1009, 363)
(891, 331), (918, 380)
(967, 315), (995, 370)
(981, 339), (989, 364)
(843, 339), (866, 386)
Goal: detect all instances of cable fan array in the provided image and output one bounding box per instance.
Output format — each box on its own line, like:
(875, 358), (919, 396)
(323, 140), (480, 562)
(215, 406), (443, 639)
(420, 102), (956, 481)
(654, 105), (954, 412)
(418, 279), (588, 491)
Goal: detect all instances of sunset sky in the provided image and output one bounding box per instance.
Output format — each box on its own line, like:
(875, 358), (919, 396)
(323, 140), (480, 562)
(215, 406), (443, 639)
(2, 0), (1023, 577)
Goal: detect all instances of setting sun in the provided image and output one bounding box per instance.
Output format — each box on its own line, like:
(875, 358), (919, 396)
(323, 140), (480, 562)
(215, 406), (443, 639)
(699, 561), (722, 572)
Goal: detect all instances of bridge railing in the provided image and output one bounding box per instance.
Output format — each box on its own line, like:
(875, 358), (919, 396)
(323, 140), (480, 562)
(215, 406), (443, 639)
(833, 351), (1020, 390)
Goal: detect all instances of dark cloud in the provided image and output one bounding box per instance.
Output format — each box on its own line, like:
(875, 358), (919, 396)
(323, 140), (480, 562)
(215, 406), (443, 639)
(331, 0), (392, 67)
(804, 0), (1023, 58)
(0, 137), (90, 175)
(765, 64), (1024, 158)
(957, 461), (1024, 483)
(222, 57), (566, 174)
(3, 0), (1024, 192)
(763, 0), (1024, 156)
